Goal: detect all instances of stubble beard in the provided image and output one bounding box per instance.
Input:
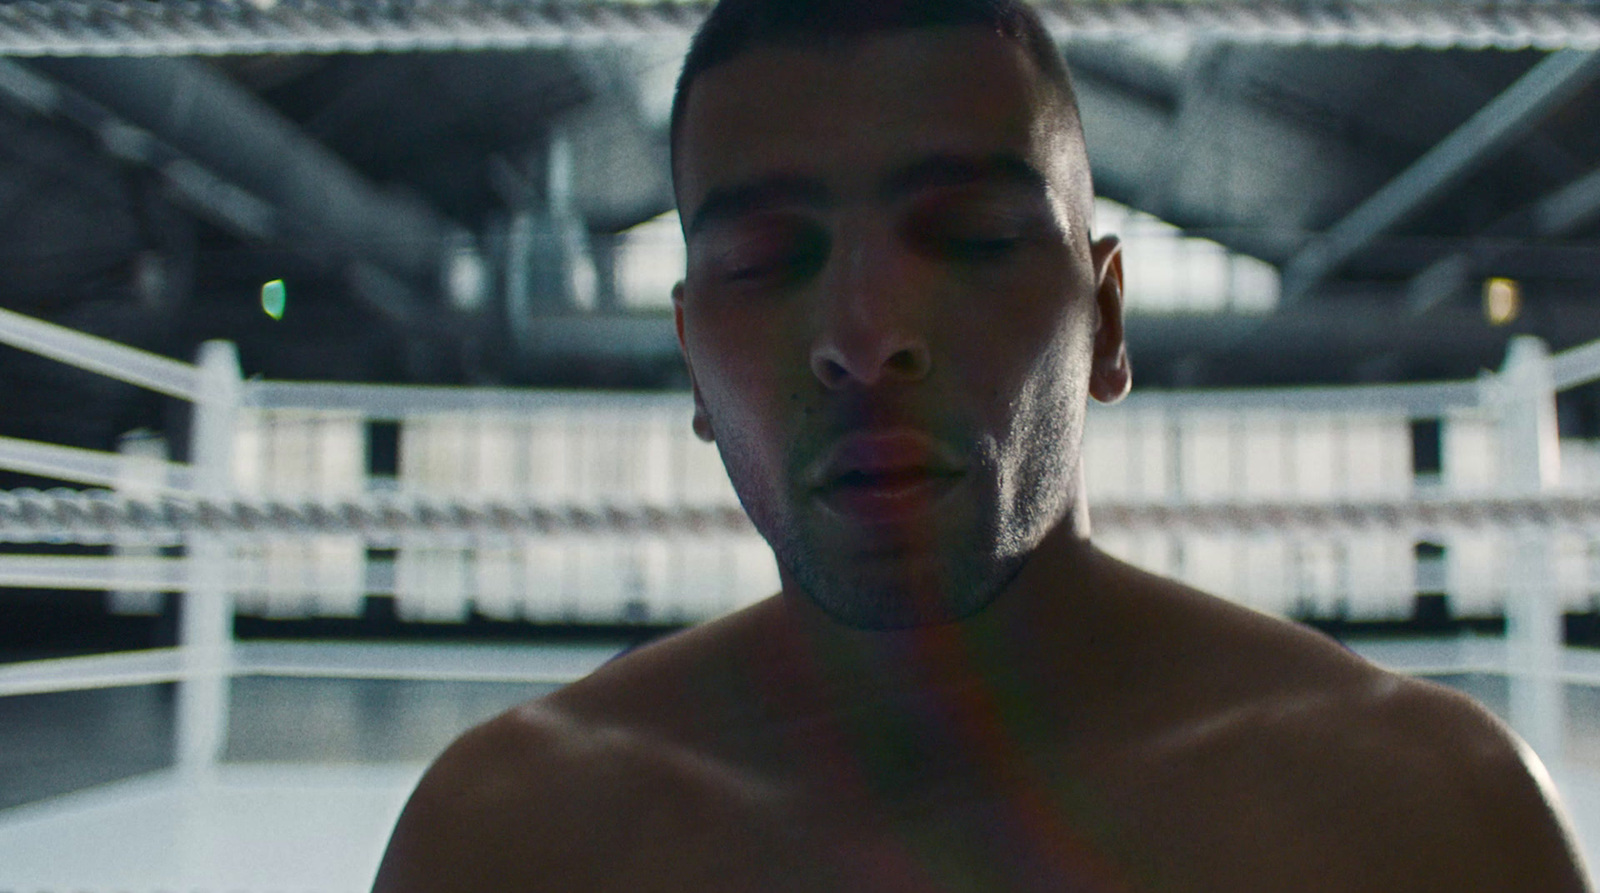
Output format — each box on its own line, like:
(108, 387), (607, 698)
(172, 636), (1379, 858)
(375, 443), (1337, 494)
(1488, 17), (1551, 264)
(776, 496), (1023, 631)
(721, 432), (1068, 632)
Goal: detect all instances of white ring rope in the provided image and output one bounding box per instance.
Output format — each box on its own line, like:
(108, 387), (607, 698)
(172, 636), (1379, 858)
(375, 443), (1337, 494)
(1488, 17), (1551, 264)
(1092, 494), (1600, 537)
(0, 488), (755, 544)
(2, 487), (1597, 545)
(0, 1), (1597, 56)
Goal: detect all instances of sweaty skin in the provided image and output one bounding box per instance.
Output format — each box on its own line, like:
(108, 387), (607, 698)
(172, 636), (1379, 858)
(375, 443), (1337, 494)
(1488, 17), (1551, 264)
(374, 28), (1592, 892)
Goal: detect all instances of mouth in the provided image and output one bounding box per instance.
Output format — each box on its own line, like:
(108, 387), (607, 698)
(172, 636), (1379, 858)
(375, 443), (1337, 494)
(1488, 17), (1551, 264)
(817, 469), (965, 525)
(808, 431), (967, 525)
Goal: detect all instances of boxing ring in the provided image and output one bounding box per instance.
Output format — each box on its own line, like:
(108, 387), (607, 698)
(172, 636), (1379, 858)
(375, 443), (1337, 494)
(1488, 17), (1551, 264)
(1, 305), (1600, 889)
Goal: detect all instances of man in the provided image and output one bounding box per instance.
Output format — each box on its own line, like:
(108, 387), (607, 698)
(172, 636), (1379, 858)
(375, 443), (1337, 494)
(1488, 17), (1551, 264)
(374, 1), (1591, 889)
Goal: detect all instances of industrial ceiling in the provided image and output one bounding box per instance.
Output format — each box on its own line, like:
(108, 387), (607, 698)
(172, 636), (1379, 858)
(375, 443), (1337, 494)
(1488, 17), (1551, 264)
(2, 0), (1600, 457)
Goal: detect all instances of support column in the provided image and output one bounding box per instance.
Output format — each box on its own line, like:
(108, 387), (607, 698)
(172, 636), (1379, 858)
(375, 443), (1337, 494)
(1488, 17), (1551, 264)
(176, 340), (240, 771)
(503, 129), (599, 367)
(1493, 336), (1563, 760)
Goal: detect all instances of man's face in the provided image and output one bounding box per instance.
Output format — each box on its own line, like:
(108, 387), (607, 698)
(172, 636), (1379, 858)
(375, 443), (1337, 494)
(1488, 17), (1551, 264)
(673, 27), (1127, 630)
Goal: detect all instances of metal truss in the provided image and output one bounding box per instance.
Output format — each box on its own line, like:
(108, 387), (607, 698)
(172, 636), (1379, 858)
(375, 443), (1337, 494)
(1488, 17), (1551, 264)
(1, 1), (1598, 57)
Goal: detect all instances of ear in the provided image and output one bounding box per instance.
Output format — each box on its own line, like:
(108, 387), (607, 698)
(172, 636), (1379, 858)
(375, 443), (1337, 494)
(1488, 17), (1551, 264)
(1087, 235), (1131, 405)
(673, 281), (716, 443)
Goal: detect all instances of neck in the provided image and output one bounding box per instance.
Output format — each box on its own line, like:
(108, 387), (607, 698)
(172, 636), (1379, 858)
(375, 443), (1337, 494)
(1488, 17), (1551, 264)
(773, 515), (1103, 723)
(747, 517), (1104, 798)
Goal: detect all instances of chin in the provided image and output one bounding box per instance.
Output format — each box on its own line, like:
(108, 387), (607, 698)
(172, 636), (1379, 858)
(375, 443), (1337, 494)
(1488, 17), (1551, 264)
(783, 549), (1019, 632)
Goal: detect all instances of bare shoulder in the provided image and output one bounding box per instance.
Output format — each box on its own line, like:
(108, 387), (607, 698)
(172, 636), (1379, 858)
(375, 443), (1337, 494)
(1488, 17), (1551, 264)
(1126, 563), (1587, 889)
(371, 700), (617, 892)
(1214, 673), (1590, 891)
(1099, 557), (1591, 890)
(372, 603), (784, 893)
(1306, 672), (1593, 890)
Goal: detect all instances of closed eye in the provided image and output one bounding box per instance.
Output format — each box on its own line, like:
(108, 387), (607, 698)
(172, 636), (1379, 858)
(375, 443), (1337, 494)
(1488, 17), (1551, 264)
(731, 235), (828, 285)
(902, 196), (1043, 264)
(698, 218), (830, 288)
(932, 235), (1024, 261)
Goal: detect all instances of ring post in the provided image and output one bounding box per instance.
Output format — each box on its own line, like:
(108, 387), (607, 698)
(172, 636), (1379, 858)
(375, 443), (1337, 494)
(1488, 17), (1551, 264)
(176, 340), (241, 771)
(1493, 336), (1563, 761)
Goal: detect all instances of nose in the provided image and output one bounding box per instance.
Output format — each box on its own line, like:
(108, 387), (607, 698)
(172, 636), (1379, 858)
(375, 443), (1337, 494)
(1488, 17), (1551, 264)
(808, 234), (933, 390)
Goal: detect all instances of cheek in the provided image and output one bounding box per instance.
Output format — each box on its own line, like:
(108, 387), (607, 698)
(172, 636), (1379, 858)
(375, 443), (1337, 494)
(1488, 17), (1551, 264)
(687, 316), (750, 417)
(684, 303), (795, 446)
(945, 269), (1091, 408)
(1018, 258), (1098, 388)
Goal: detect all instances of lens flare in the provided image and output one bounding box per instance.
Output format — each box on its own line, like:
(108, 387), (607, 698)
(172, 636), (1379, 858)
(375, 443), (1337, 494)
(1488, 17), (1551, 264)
(261, 279), (287, 320)
(1483, 277), (1520, 326)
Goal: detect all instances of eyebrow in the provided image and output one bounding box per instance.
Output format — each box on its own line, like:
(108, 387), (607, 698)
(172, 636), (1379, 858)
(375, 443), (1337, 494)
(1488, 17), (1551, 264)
(879, 153), (1051, 202)
(684, 153), (1052, 237)
(686, 175), (831, 237)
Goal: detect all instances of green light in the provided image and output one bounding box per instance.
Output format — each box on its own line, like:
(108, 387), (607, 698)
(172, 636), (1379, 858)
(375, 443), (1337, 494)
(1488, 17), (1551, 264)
(261, 279), (286, 320)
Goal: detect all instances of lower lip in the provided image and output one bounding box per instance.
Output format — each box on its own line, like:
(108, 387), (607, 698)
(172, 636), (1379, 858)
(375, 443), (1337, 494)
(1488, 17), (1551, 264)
(815, 474), (963, 525)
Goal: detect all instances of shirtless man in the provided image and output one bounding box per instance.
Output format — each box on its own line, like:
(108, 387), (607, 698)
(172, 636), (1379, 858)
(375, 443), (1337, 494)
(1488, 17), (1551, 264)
(373, 1), (1592, 889)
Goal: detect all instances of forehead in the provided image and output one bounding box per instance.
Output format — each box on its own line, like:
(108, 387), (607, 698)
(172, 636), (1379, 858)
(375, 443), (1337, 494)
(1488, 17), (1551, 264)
(675, 27), (1078, 213)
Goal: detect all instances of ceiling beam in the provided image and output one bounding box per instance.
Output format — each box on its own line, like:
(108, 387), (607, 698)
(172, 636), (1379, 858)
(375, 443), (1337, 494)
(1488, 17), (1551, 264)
(1281, 49), (1600, 303)
(1535, 162), (1600, 236)
(1406, 163), (1600, 314)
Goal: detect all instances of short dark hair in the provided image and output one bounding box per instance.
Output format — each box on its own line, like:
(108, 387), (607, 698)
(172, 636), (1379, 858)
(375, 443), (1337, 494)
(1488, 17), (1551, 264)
(669, 0), (1082, 181)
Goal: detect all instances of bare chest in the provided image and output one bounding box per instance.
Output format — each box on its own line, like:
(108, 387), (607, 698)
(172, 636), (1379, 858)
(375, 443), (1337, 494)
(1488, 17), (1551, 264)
(587, 739), (1393, 893)
(586, 755), (1159, 893)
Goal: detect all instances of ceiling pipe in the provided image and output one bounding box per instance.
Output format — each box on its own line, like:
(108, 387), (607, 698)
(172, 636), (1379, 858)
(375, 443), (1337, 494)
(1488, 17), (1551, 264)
(24, 56), (473, 318)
